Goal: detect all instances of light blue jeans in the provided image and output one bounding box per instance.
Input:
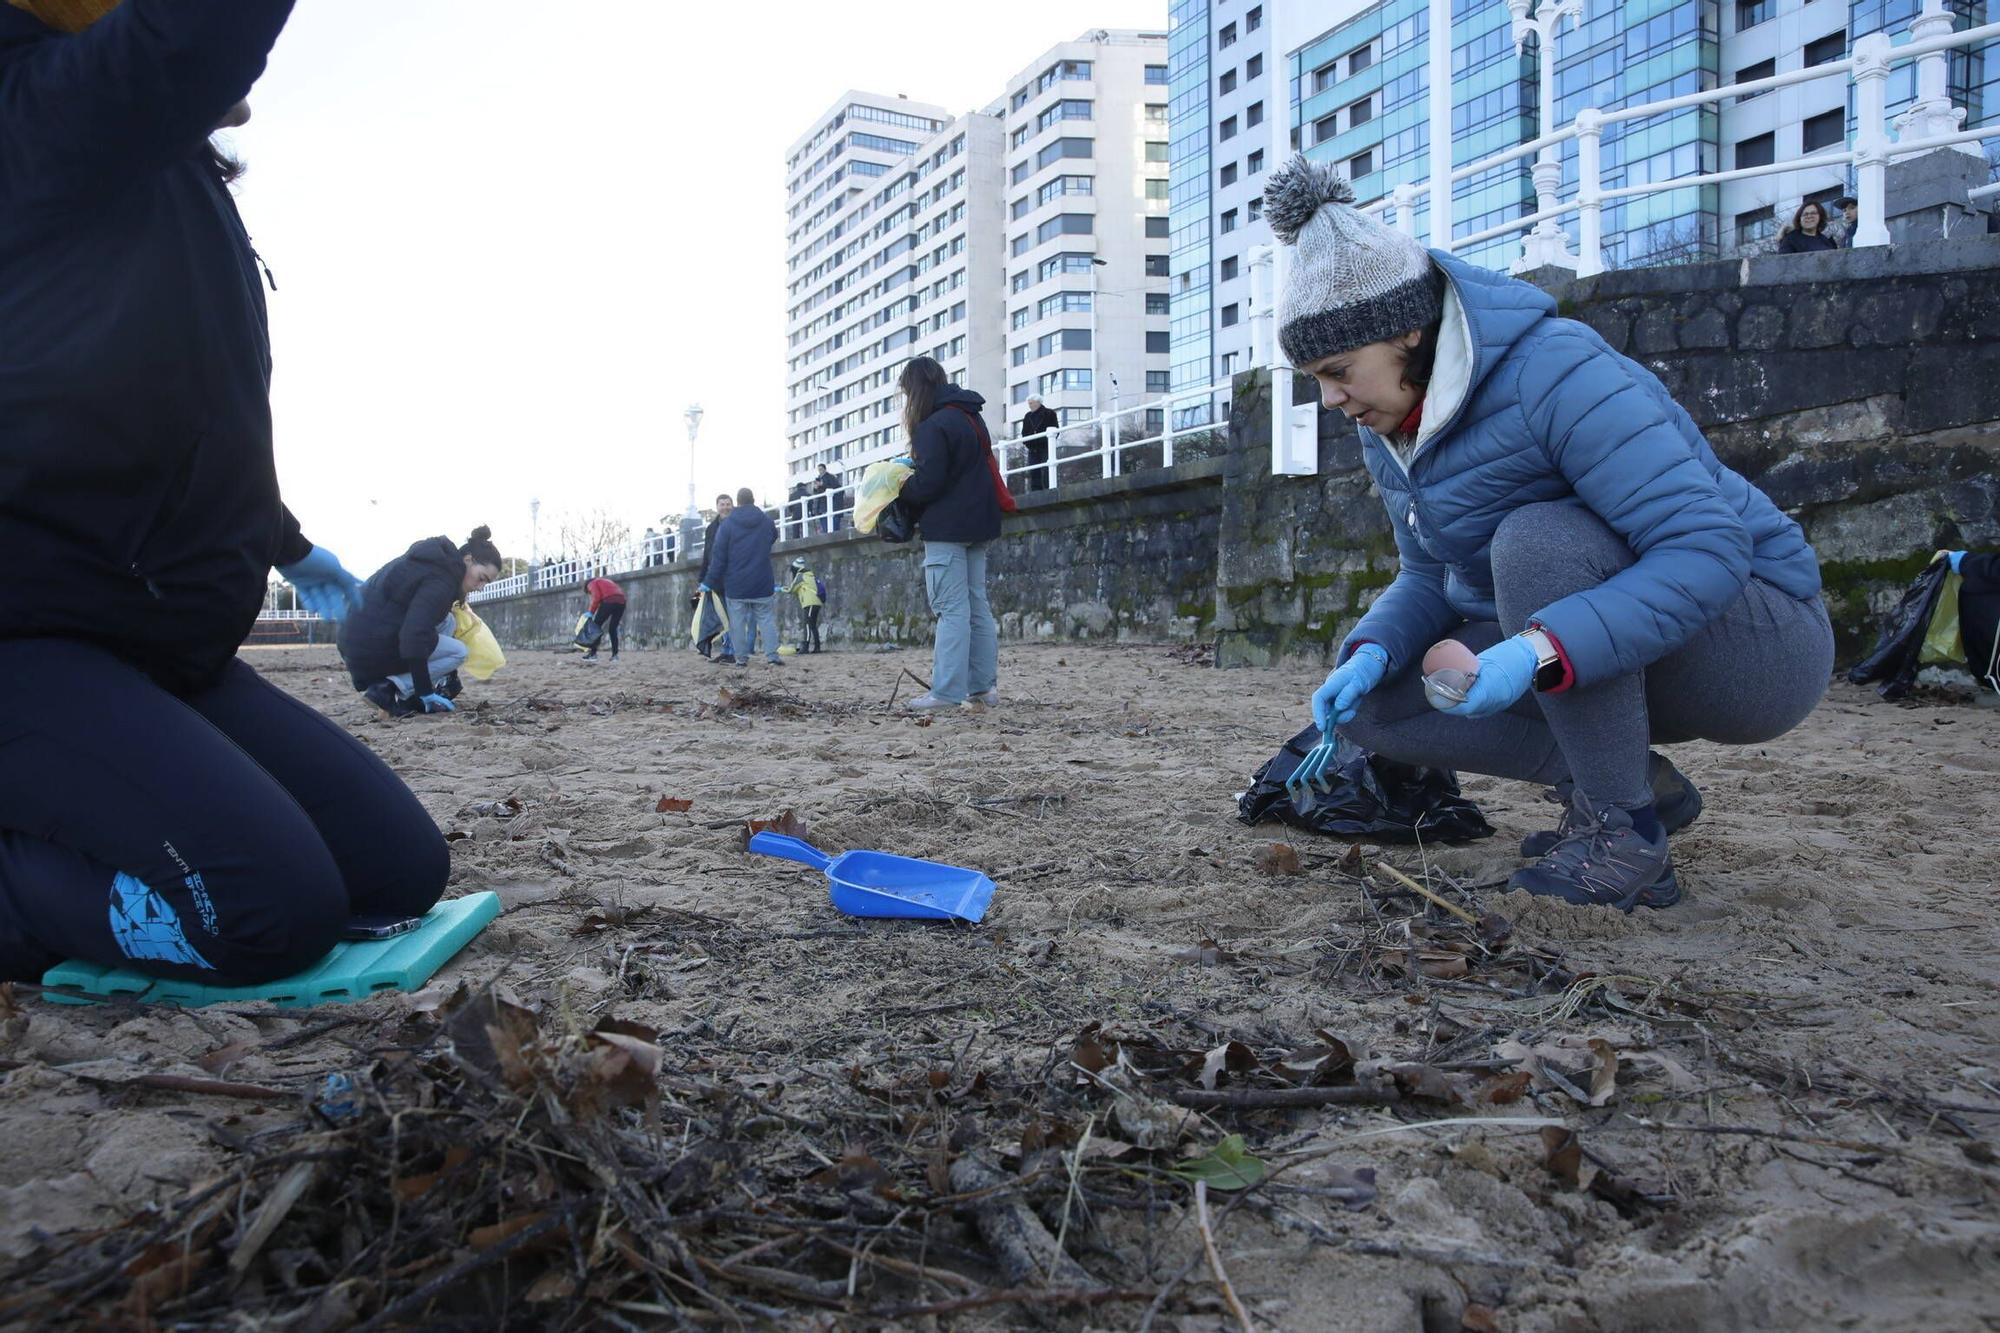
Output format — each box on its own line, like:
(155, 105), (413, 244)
(388, 614), (469, 698)
(727, 596), (783, 663)
(922, 541), (997, 703)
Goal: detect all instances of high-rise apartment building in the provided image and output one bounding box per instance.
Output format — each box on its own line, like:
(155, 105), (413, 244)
(783, 94), (1004, 487)
(999, 31), (1174, 441)
(1172, 0), (1997, 389)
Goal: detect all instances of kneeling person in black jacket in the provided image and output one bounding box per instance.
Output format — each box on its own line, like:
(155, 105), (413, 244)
(339, 528), (503, 716)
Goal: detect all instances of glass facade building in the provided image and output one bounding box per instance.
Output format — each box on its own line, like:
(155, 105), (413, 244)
(1167, 0), (1215, 406)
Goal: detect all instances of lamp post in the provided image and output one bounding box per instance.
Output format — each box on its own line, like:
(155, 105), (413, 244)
(529, 497), (540, 572)
(1088, 257), (1108, 462)
(1507, 0), (1584, 272)
(682, 404), (704, 525)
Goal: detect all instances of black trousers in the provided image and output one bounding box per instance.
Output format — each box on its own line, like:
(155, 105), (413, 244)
(1021, 436), (1050, 493)
(586, 602), (625, 657)
(803, 605), (822, 653)
(0, 639), (447, 983)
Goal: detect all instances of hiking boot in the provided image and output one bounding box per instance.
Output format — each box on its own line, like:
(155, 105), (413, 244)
(363, 682), (417, 719)
(904, 692), (962, 712)
(1510, 793), (1682, 911)
(1520, 752), (1703, 858)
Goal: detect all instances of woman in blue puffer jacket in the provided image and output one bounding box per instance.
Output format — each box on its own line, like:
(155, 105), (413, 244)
(1267, 157), (1832, 912)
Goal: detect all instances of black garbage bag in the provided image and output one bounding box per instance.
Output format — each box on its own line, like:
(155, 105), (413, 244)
(1237, 725), (1494, 844)
(1847, 558), (1949, 700)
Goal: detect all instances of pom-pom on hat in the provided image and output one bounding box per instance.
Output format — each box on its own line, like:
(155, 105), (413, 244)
(1262, 154), (1440, 368)
(6, 0), (120, 32)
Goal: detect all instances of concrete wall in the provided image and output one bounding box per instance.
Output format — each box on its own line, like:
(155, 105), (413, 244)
(477, 234), (2000, 668)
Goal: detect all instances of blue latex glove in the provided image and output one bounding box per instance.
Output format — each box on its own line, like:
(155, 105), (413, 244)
(698, 584), (714, 595)
(1289, 645), (1390, 796)
(1442, 637), (1538, 719)
(417, 693), (455, 714)
(1946, 550), (1968, 574)
(277, 546), (365, 622)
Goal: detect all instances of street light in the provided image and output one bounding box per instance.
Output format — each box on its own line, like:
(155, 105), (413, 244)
(1506, 0), (1584, 272)
(682, 404), (704, 525)
(529, 497), (540, 571)
(1088, 256), (1108, 432)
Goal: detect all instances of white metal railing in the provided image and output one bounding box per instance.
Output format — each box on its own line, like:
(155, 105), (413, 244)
(1410, 0), (2000, 276)
(255, 609), (322, 622)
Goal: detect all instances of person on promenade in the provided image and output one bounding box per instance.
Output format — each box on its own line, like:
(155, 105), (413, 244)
(1777, 200), (1839, 253)
(340, 528), (504, 713)
(785, 556), (825, 654)
(580, 573), (626, 661)
(1265, 156), (1831, 912)
(0, 0), (448, 985)
(1827, 195), (1858, 246)
(896, 356), (1002, 711)
(1018, 395), (1061, 494)
(701, 488), (784, 668)
(694, 493), (733, 661)
(813, 463), (840, 532)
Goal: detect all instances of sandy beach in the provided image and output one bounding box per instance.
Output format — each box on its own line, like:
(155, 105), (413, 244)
(2, 640), (1996, 1329)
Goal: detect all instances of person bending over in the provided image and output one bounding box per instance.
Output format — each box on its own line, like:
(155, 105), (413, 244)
(1266, 157), (1831, 912)
(0, 0), (449, 985)
(582, 573), (626, 661)
(786, 557), (824, 654)
(339, 528), (502, 715)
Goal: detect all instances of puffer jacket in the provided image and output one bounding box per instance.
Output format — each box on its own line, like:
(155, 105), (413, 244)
(336, 538), (463, 697)
(703, 503), (778, 600)
(1342, 253), (1822, 689)
(900, 385), (1001, 544)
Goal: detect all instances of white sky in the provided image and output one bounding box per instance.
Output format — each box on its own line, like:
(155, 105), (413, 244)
(234, 1), (1168, 574)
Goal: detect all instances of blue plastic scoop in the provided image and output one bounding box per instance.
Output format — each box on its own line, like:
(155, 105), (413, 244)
(747, 833), (995, 923)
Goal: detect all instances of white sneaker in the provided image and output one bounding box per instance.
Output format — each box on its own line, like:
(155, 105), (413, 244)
(969, 688), (1000, 708)
(904, 692), (962, 712)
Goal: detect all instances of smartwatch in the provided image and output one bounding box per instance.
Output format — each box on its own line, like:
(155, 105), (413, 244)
(1517, 627), (1563, 691)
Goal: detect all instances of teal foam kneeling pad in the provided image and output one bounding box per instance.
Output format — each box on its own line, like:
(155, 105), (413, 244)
(39, 891), (501, 1009)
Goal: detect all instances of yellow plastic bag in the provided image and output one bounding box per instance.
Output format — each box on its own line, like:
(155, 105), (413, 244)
(450, 604), (506, 681)
(853, 459), (915, 535)
(1920, 570), (1965, 666)
(689, 588), (729, 644)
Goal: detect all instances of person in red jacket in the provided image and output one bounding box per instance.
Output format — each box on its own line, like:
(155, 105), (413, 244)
(582, 575), (626, 661)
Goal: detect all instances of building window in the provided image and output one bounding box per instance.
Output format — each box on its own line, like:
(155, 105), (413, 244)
(1011, 382), (1030, 405)
(1036, 213), (1093, 245)
(1736, 132), (1775, 168)
(1220, 162), (1238, 187)
(1036, 99), (1093, 134)
(1247, 149), (1264, 175)
(1145, 103), (1168, 122)
(1011, 344), (1028, 366)
(1246, 54), (1263, 81)
(1011, 160), (1033, 185)
(1349, 97), (1372, 128)
(1802, 109), (1845, 154)
(1146, 331), (1171, 353)
(1349, 150), (1373, 178)
(1247, 197), (1261, 222)
(1011, 270), (1032, 294)
(1246, 6), (1262, 33)
(1735, 205), (1775, 245)
(1313, 114), (1338, 145)
(1145, 64), (1169, 84)
(1349, 45), (1373, 77)
(1220, 115), (1238, 141)
(1038, 136), (1094, 170)
(1220, 208), (1238, 234)
(1219, 255), (1238, 281)
(1037, 174), (1094, 207)
(1220, 303), (1239, 327)
(1040, 251), (1093, 280)
(1218, 22), (1236, 48)
(1145, 215), (1170, 237)
(1314, 63), (1338, 94)
(1036, 328), (1092, 357)
(1735, 58), (1775, 100)
(1146, 140), (1169, 162)
(1010, 126), (1030, 150)
(1011, 306), (1032, 330)
(1011, 197), (1033, 221)
(1038, 368), (1092, 395)
(1219, 352), (1238, 376)
(1246, 101), (1263, 129)
(1804, 31), (1846, 67)
(1736, 0), (1771, 29)
(1144, 254), (1170, 277)
(1147, 371), (1171, 393)
(1146, 292), (1171, 314)
(1219, 68), (1237, 95)
(1037, 291), (1093, 319)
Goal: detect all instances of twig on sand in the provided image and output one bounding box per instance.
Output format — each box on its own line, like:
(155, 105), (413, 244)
(1196, 1181), (1253, 1333)
(1371, 862), (1479, 926)
(885, 667), (934, 710)
(1169, 1085), (1401, 1111)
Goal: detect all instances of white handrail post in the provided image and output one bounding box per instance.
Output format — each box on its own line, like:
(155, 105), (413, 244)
(1894, 0), (1976, 156)
(1392, 181), (1421, 239)
(1162, 396), (1177, 468)
(1575, 107), (1604, 275)
(1428, 0), (1454, 248)
(1510, 0), (1583, 273)
(1853, 33), (1894, 247)
(1100, 408), (1114, 479)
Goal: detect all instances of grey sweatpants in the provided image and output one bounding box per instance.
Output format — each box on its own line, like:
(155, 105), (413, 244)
(1342, 502), (1834, 808)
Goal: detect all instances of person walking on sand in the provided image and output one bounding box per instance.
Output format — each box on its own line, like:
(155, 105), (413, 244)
(785, 556), (825, 654)
(339, 528), (504, 714)
(895, 356), (1003, 711)
(580, 572), (626, 662)
(700, 488), (784, 668)
(1265, 157), (1831, 912)
(0, 0), (449, 986)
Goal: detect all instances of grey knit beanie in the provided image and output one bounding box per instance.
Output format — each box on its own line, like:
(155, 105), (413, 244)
(1263, 155), (1440, 367)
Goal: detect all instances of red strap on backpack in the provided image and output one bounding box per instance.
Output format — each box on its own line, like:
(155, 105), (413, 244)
(949, 404), (1018, 514)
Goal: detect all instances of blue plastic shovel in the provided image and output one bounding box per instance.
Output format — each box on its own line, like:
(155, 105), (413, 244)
(747, 833), (996, 923)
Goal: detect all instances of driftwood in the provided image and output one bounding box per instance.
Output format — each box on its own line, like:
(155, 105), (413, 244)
(947, 1153), (1093, 1289)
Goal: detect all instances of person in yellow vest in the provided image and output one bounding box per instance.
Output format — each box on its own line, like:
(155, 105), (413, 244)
(785, 557), (825, 654)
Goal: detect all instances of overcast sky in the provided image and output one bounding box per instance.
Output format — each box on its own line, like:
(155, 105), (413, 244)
(234, 1), (1168, 573)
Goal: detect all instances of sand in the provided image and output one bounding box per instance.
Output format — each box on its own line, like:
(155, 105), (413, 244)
(2, 640), (1996, 1329)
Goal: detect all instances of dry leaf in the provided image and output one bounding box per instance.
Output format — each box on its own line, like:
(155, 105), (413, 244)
(525, 1271), (577, 1304)
(1587, 1038), (1619, 1107)
(1253, 842), (1303, 876)
(1461, 1302), (1502, 1332)
(1477, 1070), (1534, 1105)
(1191, 1040), (1257, 1091)
(1173, 938), (1236, 967)
(468, 1212), (550, 1252)
(195, 1042), (252, 1077)
(741, 809), (809, 848)
(655, 796), (693, 813)
(1540, 1126), (1584, 1188)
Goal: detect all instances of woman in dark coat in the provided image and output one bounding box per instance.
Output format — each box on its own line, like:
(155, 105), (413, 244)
(1776, 201), (1839, 253)
(338, 528), (504, 712)
(0, 0), (448, 984)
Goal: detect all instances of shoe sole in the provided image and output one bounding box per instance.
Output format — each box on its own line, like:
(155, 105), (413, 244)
(1512, 865), (1682, 912)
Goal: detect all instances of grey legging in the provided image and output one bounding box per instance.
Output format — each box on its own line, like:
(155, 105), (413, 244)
(1342, 502), (1834, 808)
